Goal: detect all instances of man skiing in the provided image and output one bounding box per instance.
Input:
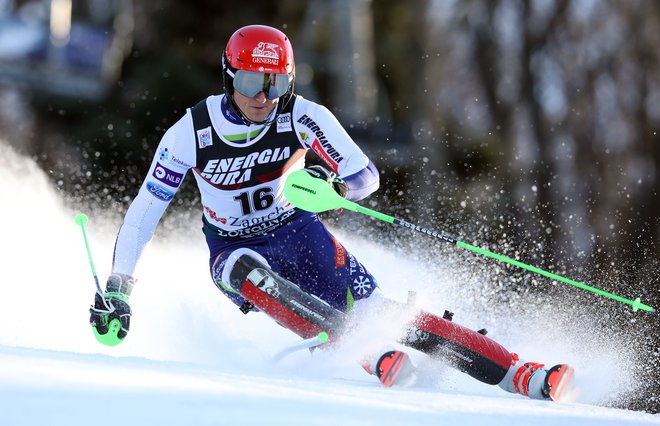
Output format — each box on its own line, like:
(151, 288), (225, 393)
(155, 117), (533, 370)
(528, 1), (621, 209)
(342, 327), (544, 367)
(89, 24), (574, 402)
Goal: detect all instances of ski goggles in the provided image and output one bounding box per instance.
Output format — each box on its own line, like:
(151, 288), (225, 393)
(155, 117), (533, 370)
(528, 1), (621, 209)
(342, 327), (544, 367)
(232, 70), (291, 99)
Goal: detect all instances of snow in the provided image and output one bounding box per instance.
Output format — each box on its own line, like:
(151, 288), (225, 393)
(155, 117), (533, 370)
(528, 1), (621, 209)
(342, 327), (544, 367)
(1, 143), (658, 425)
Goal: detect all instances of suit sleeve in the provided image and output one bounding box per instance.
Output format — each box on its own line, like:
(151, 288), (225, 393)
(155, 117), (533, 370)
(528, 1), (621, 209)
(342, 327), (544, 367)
(111, 114), (195, 277)
(293, 100), (379, 201)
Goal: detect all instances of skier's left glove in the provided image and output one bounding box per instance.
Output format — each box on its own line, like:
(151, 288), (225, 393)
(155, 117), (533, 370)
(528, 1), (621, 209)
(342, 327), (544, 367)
(304, 164), (348, 198)
(89, 273), (135, 346)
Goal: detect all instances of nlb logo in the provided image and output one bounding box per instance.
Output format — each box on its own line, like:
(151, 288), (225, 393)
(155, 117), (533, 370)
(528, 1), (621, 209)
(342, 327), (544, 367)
(153, 162), (183, 188)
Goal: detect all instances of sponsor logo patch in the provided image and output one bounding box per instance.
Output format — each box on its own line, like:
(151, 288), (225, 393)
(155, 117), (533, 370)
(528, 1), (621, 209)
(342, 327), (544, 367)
(210, 208), (297, 238)
(197, 126), (213, 148)
(199, 147), (291, 186)
(153, 162), (183, 188)
(204, 206), (227, 224)
(159, 148), (170, 161)
(277, 113), (292, 133)
(297, 114), (344, 172)
(311, 140), (338, 172)
(146, 181), (174, 201)
(347, 253), (365, 276)
(331, 236), (347, 268)
(252, 42), (280, 66)
(352, 275), (373, 297)
(158, 148), (191, 169)
(171, 155), (192, 169)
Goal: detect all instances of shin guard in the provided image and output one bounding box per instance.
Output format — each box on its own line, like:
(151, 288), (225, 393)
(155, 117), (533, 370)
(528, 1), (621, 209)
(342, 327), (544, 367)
(402, 311), (513, 385)
(228, 254), (346, 340)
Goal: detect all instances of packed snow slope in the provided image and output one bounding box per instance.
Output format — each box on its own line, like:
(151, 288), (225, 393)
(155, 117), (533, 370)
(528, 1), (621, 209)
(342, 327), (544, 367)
(0, 143), (658, 425)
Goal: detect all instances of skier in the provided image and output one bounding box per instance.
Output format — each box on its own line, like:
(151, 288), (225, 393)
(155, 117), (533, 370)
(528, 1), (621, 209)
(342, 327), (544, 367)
(89, 24), (573, 401)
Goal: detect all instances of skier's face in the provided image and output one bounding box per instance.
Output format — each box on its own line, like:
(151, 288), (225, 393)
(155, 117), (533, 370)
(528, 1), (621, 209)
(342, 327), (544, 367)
(233, 90), (279, 123)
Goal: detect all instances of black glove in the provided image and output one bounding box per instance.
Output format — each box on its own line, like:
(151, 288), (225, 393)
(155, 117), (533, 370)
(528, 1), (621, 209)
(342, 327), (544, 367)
(304, 165), (348, 198)
(89, 273), (135, 343)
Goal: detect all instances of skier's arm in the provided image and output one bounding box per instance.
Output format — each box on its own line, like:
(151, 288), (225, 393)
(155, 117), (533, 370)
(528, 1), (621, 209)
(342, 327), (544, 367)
(90, 114), (194, 343)
(112, 118), (193, 276)
(111, 185), (170, 276)
(294, 101), (379, 201)
(340, 160), (379, 201)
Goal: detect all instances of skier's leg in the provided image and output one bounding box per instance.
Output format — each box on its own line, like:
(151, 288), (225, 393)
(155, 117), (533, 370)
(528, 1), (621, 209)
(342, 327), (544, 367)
(351, 290), (512, 386)
(403, 307), (574, 400)
(207, 240), (271, 312)
(271, 214), (379, 312)
(204, 215), (370, 338)
(220, 248), (420, 386)
(355, 292), (574, 400)
(206, 223), (574, 400)
(225, 250), (346, 339)
(264, 218), (513, 389)
(402, 309), (513, 385)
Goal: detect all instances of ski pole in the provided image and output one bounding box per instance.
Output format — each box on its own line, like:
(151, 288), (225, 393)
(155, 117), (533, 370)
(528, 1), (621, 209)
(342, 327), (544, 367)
(75, 213), (123, 346)
(74, 213), (106, 301)
(284, 170), (655, 313)
(273, 332), (330, 362)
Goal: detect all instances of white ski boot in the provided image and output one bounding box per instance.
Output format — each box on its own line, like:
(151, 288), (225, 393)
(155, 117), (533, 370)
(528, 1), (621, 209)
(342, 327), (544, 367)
(498, 357), (574, 402)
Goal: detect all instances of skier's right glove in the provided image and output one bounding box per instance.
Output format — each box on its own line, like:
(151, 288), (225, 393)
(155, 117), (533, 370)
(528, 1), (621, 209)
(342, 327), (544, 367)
(303, 164), (348, 198)
(89, 273), (135, 346)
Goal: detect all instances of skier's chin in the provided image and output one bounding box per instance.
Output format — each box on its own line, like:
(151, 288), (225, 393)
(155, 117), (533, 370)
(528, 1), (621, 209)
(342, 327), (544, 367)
(244, 107), (273, 123)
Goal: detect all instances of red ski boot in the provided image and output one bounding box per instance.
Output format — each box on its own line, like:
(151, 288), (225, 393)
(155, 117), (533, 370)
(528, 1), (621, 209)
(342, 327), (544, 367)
(363, 350), (417, 387)
(543, 364), (575, 402)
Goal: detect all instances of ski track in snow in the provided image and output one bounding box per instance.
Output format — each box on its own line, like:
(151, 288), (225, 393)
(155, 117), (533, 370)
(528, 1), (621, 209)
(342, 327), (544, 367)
(1, 143), (658, 425)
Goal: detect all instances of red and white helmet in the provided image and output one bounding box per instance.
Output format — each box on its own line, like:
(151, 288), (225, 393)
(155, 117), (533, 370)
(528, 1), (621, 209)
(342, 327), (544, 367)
(222, 25), (295, 100)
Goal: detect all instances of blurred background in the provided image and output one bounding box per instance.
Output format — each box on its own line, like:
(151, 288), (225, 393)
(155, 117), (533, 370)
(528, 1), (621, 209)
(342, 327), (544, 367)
(0, 0), (658, 413)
